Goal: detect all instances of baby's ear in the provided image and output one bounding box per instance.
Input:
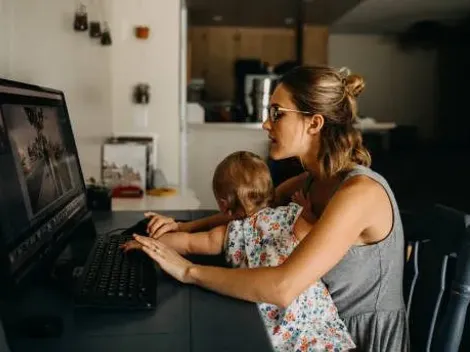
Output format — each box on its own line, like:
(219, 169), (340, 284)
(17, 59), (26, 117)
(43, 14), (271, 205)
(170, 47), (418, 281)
(217, 198), (230, 214)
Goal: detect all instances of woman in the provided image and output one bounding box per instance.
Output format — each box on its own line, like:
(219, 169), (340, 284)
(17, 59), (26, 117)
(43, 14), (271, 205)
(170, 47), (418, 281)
(135, 66), (409, 351)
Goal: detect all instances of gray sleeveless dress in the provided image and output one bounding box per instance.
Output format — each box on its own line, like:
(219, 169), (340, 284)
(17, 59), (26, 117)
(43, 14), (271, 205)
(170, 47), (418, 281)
(305, 165), (410, 352)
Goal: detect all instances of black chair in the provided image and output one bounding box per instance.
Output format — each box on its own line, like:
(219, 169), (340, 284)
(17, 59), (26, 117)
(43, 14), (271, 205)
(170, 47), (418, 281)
(402, 204), (470, 351)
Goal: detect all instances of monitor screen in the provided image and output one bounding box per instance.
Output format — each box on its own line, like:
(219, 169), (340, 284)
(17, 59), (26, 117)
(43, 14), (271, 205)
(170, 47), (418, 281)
(0, 80), (90, 289)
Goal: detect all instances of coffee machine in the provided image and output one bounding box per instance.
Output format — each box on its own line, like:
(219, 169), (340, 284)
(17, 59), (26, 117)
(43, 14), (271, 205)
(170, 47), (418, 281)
(245, 74), (279, 122)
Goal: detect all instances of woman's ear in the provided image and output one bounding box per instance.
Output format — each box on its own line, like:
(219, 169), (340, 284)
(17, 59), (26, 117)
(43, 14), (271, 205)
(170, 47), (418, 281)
(307, 114), (324, 135)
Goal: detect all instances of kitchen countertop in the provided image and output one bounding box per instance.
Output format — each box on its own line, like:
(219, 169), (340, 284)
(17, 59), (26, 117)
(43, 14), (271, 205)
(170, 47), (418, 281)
(188, 121), (397, 132)
(188, 122), (265, 130)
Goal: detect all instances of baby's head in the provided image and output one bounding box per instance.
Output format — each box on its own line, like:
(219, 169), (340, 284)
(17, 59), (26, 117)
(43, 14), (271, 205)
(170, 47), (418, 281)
(212, 151), (274, 217)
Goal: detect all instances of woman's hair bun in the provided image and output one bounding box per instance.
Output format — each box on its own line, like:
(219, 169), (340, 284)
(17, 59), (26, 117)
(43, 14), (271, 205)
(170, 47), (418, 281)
(345, 74), (365, 98)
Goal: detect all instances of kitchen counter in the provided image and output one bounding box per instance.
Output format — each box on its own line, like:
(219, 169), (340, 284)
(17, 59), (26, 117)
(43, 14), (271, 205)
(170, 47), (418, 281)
(188, 121), (397, 132)
(188, 122), (264, 130)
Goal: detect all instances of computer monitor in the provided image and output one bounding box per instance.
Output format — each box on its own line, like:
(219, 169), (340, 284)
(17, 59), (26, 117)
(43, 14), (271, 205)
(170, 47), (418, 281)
(0, 79), (91, 293)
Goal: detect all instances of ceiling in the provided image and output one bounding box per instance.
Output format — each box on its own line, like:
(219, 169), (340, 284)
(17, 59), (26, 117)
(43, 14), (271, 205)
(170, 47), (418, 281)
(187, 0), (470, 33)
(330, 0), (470, 33)
(187, 0), (362, 27)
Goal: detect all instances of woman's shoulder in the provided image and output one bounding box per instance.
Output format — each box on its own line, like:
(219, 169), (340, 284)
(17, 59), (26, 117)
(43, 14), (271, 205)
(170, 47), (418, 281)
(333, 167), (397, 242)
(332, 175), (391, 224)
(320, 168), (390, 222)
(342, 173), (383, 193)
(343, 165), (390, 187)
(339, 166), (392, 198)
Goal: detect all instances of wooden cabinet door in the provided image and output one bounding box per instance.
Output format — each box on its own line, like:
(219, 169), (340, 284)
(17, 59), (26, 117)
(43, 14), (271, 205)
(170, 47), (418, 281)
(303, 25), (329, 65)
(188, 25), (328, 101)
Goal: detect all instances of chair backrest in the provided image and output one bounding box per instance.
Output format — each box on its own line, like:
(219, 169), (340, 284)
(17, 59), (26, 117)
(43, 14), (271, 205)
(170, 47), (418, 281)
(0, 318), (11, 352)
(402, 204), (470, 352)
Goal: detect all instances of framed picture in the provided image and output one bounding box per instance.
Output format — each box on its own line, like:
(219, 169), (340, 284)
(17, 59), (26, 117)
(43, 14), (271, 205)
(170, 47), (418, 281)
(107, 134), (157, 189)
(102, 143), (147, 192)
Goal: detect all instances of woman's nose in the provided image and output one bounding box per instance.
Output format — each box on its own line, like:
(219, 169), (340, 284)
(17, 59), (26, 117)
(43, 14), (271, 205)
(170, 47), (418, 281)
(262, 119), (271, 131)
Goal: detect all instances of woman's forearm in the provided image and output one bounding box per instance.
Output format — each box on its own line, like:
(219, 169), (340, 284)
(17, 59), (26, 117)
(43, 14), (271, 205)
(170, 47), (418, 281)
(179, 213), (232, 233)
(188, 264), (292, 308)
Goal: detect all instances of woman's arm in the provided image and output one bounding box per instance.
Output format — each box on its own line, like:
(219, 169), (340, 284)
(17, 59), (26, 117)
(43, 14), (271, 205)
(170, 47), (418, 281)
(187, 176), (383, 308)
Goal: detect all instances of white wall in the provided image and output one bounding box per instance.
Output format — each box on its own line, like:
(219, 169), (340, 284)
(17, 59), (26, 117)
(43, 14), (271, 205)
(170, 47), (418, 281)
(110, 0), (180, 185)
(0, 0), (181, 185)
(0, 0), (11, 74)
(329, 34), (437, 139)
(0, 0), (112, 179)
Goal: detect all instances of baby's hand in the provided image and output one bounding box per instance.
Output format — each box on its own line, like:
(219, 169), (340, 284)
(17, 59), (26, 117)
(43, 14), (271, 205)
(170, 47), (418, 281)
(292, 191), (309, 208)
(292, 191), (317, 224)
(144, 212), (180, 239)
(120, 238), (143, 253)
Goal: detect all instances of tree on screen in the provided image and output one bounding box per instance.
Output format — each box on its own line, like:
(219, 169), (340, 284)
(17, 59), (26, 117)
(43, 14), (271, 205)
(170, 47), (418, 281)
(24, 107), (66, 194)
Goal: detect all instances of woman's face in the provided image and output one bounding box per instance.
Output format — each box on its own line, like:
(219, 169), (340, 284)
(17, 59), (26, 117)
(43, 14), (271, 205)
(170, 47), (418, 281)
(262, 84), (312, 160)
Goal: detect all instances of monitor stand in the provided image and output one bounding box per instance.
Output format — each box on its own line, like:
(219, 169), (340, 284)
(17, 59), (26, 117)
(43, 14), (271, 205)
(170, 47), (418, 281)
(50, 216), (97, 294)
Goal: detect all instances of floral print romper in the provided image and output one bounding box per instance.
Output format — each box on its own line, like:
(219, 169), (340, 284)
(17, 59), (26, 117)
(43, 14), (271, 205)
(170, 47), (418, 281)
(224, 203), (356, 352)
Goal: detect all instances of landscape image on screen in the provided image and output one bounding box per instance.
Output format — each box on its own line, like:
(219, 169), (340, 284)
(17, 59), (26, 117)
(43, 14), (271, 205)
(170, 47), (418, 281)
(0, 113), (6, 154)
(2, 105), (78, 215)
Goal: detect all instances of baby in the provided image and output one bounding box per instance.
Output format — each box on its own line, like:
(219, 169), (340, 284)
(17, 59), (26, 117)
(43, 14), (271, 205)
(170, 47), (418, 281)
(123, 151), (355, 352)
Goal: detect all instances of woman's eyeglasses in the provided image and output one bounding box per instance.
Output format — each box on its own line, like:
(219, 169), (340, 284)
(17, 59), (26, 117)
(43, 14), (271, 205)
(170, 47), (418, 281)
(268, 105), (313, 122)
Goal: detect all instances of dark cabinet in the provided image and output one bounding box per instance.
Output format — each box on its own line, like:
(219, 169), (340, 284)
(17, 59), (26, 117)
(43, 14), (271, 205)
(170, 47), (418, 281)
(436, 29), (470, 146)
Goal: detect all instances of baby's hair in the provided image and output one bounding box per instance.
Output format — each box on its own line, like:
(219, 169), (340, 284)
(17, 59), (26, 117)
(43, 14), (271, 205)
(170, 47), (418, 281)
(212, 151), (274, 217)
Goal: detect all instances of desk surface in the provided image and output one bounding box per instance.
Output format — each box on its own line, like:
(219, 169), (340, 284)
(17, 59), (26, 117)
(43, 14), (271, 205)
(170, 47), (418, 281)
(2, 211), (272, 352)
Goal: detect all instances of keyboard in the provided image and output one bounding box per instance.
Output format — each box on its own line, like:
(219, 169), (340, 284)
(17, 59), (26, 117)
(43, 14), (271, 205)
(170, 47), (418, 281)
(75, 232), (157, 310)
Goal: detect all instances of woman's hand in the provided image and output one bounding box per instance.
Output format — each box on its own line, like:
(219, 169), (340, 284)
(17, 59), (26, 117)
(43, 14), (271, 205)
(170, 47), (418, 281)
(144, 212), (182, 239)
(133, 235), (195, 284)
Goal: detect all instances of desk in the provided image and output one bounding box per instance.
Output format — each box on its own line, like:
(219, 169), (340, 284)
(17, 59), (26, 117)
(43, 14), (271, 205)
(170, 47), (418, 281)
(2, 211), (272, 352)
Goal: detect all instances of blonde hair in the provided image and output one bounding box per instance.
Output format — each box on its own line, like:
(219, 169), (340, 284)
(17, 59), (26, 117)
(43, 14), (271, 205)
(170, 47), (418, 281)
(212, 151), (274, 216)
(279, 65), (371, 179)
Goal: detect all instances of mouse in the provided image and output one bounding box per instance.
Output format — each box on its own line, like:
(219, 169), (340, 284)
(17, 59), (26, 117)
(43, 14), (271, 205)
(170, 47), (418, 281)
(20, 315), (63, 338)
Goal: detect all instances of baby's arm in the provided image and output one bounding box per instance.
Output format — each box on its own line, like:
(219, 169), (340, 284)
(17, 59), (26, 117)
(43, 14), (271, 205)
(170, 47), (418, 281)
(185, 224), (227, 255)
(122, 224), (227, 256)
